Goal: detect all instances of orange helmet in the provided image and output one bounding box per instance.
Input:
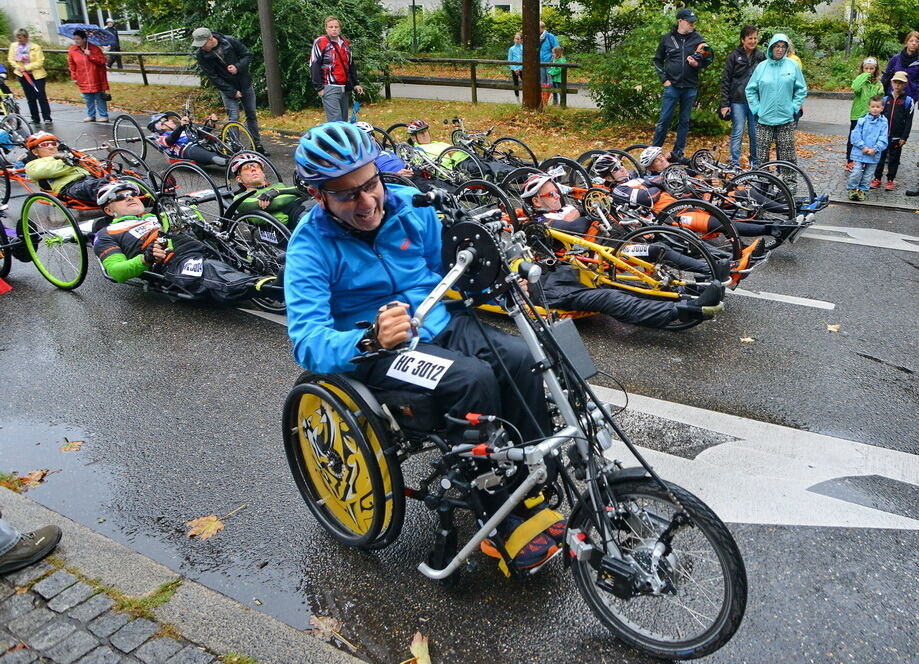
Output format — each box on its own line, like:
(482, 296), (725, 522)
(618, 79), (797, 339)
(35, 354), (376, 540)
(25, 131), (60, 150)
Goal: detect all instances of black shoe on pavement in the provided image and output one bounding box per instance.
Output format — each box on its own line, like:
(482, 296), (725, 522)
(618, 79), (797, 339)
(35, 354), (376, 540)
(906, 187), (919, 197)
(713, 257), (731, 283)
(0, 525), (62, 575)
(670, 153), (690, 166)
(255, 144), (271, 157)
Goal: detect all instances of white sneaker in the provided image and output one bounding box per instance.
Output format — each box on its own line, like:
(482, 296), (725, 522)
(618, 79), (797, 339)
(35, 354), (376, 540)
(82, 117), (95, 122)
(96, 117), (109, 123)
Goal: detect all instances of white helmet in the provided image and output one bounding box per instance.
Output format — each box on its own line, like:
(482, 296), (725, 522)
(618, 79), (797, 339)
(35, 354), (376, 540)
(354, 121), (374, 134)
(639, 146), (664, 169)
(96, 180), (141, 207)
(520, 173), (555, 199)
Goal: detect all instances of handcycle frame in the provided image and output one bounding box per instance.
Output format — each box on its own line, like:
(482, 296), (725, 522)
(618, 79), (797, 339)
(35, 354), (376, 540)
(283, 188), (747, 659)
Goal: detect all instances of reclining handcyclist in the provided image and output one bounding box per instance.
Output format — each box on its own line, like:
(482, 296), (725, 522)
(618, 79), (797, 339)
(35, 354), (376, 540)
(93, 180), (281, 302)
(406, 119), (514, 181)
(230, 152), (313, 226)
(23, 131), (108, 204)
(285, 121), (564, 572)
(354, 122), (414, 178)
(520, 172), (724, 327)
(149, 112), (228, 167)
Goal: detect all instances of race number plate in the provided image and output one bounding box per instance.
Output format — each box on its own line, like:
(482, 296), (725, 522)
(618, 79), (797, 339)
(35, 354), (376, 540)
(259, 228), (278, 244)
(620, 244), (650, 256)
(180, 257), (203, 277)
(386, 351), (454, 390)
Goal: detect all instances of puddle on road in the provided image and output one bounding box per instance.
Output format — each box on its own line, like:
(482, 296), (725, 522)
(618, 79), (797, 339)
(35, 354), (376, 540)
(0, 419), (314, 631)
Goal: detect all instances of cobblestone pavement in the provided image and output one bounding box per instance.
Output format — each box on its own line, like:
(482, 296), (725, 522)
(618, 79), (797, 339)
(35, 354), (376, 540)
(0, 566), (218, 664)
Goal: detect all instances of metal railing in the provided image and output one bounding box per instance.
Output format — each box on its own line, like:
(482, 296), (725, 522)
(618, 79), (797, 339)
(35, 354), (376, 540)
(381, 57), (581, 108)
(44, 49), (195, 86)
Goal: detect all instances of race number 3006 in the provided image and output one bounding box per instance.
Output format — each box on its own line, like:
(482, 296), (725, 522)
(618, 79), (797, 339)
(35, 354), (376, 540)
(385, 351), (454, 390)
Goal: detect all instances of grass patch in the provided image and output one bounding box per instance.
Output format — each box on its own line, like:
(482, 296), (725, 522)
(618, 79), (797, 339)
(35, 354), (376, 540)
(43, 81), (832, 161)
(46, 555), (183, 620)
(222, 654), (259, 664)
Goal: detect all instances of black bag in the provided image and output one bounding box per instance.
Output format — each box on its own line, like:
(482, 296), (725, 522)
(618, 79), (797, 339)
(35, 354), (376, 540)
(101, 92), (112, 102)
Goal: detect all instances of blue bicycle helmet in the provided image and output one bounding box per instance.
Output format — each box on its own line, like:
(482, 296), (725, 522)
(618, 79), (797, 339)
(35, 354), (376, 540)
(147, 113), (168, 132)
(294, 121), (380, 186)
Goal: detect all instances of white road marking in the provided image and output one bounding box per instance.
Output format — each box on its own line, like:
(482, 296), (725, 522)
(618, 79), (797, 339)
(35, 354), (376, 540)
(802, 225), (919, 253)
(241, 307), (919, 529)
(593, 385), (919, 530)
(728, 287), (836, 310)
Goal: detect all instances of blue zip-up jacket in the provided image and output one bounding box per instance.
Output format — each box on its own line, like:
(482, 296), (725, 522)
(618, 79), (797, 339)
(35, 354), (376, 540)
(539, 31), (559, 65)
(745, 33), (807, 127)
(849, 113), (889, 164)
(285, 184), (450, 374)
(507, 43), (522, 72)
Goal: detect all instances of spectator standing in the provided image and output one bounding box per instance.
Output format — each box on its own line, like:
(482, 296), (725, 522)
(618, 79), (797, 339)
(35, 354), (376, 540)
(7, 29), (53, 126)
(720, 25), (765, 168)
(745, 33), (807, 190)
(105, 19), (123, 70)
(651, 8), (712, 163)
(68, 30), (109, 123)
(193, 27), (266, 154)
(539, 21), (559, 91)
(881, 31), (919, 101)
(847, 96), (888, 201)
(0, 515), (61, 575)
(310, 16), (364, 123)
(507, 32), (523, 102)
(548, 46), (566, 105)
(786, 39), (804, 126)
(870, 72), (914, 191)
(846, 57), (884, 171)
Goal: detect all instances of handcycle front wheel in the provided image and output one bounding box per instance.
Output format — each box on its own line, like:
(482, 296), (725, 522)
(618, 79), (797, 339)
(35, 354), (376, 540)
(111, 115), (148, 160)
(224, 211), (289, 314)
(569, 477), (747, 660)
(220, 121), (256, 155)
(159, 161), (226, 220)
(18, 193), (88, 290)
(282, 373), (405, 550)
(454, 179), (518, 229)
(489, 137), (539, 168)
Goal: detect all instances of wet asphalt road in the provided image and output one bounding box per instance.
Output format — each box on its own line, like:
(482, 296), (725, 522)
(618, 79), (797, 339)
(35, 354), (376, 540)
(1, 103), (918, 663)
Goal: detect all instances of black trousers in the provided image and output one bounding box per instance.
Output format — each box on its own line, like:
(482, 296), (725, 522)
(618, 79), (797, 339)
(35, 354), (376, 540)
(59, 177), (109, 203)
(352, 312), (550, 444)
(181, 144), (227, 167)
(874, 143), (903, 180)
(511, 70), (521, 99)
(163, 255), (259, 303)
(18, 76), (51, 123)
(107, 54), (123, 69)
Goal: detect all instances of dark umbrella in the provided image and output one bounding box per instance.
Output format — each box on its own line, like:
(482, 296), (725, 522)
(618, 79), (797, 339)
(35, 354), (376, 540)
(57, 24), (117, 48)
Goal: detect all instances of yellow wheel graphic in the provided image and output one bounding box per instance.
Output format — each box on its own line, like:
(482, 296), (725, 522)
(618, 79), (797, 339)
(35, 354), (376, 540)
(283, 374), (404, 549)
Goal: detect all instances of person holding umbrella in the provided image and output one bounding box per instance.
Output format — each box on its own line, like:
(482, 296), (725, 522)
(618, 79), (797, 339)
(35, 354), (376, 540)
(7, 29), (53, 127)
(68, 29), (110, 123)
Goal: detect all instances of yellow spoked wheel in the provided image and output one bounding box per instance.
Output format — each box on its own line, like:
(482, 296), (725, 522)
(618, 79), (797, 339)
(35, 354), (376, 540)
(283, 374), (404, 549)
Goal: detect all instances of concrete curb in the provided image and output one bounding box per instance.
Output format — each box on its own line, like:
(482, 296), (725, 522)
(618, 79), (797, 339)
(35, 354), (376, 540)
(0, 488), (362, 664)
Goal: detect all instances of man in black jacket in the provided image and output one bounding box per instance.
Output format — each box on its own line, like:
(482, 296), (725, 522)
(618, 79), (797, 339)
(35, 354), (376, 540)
(104, 19), (122, 69)
(192, 27), (266, 155)
(651, 8), (712, 163)
(720, 25), (765, 168)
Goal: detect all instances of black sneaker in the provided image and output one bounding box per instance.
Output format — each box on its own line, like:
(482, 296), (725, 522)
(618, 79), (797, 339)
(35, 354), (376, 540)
(0, 525), (61, 575)
(906, 187), (919, 197)
(670, 154), (690, 166)
(712, 258), (731, 283)
(255, 144), (271, 157)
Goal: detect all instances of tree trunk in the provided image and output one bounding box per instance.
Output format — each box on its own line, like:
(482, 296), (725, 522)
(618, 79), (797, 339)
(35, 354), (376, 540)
(257, 0), (285, 116)
(460, 0), (472, 47)
(521, 0), (541, 110)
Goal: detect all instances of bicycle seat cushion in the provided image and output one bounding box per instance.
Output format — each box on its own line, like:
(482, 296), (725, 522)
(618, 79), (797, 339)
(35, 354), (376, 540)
(375, 389), (444, 432)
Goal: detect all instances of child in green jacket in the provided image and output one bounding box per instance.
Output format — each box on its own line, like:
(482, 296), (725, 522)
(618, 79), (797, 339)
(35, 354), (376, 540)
(846, 57), (884, 171)
(548, 46), (566, 106)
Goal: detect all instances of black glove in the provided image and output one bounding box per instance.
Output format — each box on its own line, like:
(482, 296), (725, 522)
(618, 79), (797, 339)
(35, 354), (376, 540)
(257, 189), (280, 203)
(143, 243), (157, 266)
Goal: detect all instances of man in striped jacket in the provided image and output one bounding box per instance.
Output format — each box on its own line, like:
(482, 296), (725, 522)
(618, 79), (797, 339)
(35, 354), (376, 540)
(310, 16), (364, 122)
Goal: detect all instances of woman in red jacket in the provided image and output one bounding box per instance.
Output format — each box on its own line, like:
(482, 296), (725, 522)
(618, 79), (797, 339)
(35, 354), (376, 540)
(67, 30), (109, 122)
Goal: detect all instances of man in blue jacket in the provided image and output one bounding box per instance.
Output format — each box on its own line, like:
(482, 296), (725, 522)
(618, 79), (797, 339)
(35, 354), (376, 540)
(745, 33), (807, 191)
(539, 22), (559, 93)
(651, 8), (712, 164)
(284, 122), (560, 572)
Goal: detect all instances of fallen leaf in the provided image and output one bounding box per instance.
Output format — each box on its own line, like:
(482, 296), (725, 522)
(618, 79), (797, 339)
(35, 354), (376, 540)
(185, 514), (225, 540)
(826, 324), (841, 333)
(740, 337), (755, 343)
(20, 470), (49, 489)
(310, 615), (358, 651)
(410, 632), (432, 664)
(60, 437), (84, 453)
(253, 598), (263, 606)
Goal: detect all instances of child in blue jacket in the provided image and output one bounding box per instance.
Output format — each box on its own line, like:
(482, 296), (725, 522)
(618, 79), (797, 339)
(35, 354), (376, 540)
(848, 96), (888, 201)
